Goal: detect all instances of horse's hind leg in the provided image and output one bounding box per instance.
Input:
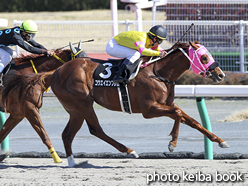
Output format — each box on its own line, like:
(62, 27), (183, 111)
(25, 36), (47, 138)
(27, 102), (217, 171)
(25, 106), (62, 163)
(0, 114), (23, 146)
(0, 114), (23, 161)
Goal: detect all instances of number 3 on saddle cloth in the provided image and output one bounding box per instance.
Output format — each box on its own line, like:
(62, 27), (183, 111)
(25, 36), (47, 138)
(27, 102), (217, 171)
(92, 58), (143, 114)
(92, 58), (142, 87)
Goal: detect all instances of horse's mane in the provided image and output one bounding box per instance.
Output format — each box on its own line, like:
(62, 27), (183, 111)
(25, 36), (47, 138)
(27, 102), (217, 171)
(142, 42), (190, 62)
(175, 42), (190, 49)
(15, 49), (70, 63)
(1, 71), (54, 107)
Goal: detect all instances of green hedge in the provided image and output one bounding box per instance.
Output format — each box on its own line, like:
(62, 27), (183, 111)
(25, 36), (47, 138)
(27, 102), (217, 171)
(0, 0), (126, 12)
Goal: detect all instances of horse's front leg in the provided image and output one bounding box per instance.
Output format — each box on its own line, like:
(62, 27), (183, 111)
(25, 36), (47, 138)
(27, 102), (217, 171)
(141, 102), (183, 152)
(0, 114), (23, 161)
(25, 106), (62, 163)
(175, 104), (230, 148)
(84, 107), (139, 158)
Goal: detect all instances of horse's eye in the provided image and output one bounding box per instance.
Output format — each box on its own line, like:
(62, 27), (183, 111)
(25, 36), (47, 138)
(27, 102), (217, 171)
(201, 55), (209, 64)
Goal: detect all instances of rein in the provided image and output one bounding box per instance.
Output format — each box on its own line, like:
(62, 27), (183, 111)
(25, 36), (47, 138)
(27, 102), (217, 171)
(71, 49), (84, 59)
(53, 54), (66, 64)
(29, 49), (83, 91)
(148, 49), (177, 85)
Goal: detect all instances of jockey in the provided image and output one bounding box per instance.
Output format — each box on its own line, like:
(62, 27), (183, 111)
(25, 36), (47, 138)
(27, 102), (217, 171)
(0, 20), (53, 75)
(106, 25), (168, 82)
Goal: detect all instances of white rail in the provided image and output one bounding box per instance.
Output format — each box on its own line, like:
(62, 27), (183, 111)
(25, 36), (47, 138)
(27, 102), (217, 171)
(175, 85), (248, 97)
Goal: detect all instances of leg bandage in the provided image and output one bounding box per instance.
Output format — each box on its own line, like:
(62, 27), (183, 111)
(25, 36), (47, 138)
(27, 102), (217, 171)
(49, 147), (62, 163)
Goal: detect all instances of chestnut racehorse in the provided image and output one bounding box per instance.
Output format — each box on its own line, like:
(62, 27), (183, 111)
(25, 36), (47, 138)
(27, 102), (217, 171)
(0, 42), (87, 163)
(50, 41), (230, 167)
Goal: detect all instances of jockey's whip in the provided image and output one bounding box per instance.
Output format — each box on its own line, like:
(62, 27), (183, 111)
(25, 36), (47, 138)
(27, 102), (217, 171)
(168, 23), (194, 51)
(59, 39), (94, 50)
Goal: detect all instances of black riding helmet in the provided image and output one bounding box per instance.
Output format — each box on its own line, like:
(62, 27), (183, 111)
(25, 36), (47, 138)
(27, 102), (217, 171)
(148, 25), (167, 40)
(148, 25), (167, 46)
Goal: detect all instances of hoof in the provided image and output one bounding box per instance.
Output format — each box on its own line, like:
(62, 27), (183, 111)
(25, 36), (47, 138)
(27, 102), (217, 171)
(128, 151), (139, 158)
(219, 142), (230, 148)
(168, 143), (175, 152)
(0, 154), (7, 162)
(67, 154), (76, 167)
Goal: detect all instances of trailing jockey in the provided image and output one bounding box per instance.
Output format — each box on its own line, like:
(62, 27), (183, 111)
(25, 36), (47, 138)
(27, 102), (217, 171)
(0, 20), (53, 78)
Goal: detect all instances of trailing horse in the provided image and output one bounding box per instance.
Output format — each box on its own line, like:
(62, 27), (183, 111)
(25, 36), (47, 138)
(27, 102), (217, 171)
(0, 71), (62, 161)
(50, 41), (229, 167)
(0, 41), (87, 163)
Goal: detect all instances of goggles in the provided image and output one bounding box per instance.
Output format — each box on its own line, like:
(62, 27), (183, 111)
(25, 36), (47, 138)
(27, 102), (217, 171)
(26, 33), (36, 41)
(157, 39), (163, 44)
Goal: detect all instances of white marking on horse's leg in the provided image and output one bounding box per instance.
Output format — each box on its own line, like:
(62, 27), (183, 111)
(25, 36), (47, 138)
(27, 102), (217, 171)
(127, 150), (139, 158)
(67, 154), (76, 167)
(219, 141), (230, 148)
(168, 143), (175, 152)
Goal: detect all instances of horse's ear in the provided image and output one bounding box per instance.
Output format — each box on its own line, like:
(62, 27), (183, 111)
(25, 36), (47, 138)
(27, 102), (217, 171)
(69, 42), (77, 55)
(194, 40), (200, 44)
(78, 40), (82, 50)
(189, 40), (199, 50)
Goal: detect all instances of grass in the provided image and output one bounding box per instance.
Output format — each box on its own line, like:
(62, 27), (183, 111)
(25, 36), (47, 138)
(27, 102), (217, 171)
(223, 109), (248, 122)
(1, 9), (170, 53)
(1, 9), (166, 27)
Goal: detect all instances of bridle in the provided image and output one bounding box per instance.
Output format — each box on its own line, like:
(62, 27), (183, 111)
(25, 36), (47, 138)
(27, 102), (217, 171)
(178, 45), (220, 78)
(147, 45), (220, 84)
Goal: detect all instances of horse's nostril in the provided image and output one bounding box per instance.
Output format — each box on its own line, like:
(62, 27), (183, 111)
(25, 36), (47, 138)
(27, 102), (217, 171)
(218, 74), (224, 79)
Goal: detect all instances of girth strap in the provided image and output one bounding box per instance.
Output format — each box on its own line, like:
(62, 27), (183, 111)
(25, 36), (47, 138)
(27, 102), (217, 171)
(150, 60), (176, 85)
(150, 75), (176, 85)
(30, 59), (50, 92)
(117, 83), (132, 114)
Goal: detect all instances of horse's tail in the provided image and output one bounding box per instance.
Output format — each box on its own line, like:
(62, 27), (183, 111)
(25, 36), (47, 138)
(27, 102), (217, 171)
(1, 70), (55, 108)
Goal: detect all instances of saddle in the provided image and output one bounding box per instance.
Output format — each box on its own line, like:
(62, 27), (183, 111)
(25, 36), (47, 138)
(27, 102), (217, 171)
(92, 58), (143, 114)
(92, 58), (142, 87)
(2, 59), (15, 75)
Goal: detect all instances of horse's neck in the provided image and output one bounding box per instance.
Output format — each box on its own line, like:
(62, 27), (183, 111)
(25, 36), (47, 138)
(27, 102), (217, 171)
(15, 50), (69, 74)
(157, 47), (190, 81)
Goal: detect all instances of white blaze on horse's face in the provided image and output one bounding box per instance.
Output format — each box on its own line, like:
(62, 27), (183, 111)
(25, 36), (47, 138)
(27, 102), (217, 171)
(188, 42), (225, 82)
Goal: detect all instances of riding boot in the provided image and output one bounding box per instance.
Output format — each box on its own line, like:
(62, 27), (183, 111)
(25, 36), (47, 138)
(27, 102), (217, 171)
(113, 63), (128, 83)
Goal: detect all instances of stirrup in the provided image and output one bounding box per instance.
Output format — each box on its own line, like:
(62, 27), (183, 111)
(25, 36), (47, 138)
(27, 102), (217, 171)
(113, 75), (129, 83)
(113, 76), (125, 83)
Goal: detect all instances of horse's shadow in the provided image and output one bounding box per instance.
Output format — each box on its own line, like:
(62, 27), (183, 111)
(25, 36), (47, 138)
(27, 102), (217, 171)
(0, 160), (121, 169)
(0, 163), (58, 169)
(71, 160), (123, 169)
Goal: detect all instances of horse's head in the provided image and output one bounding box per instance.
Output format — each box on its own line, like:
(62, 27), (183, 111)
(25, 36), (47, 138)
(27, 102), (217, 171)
(69, 41), (88, 59)
(188, 40), (225, 83)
